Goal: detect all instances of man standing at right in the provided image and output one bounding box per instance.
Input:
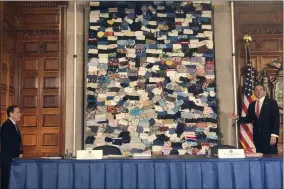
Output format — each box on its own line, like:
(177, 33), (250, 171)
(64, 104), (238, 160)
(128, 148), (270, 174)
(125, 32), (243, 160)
(228, 84), (280, 154)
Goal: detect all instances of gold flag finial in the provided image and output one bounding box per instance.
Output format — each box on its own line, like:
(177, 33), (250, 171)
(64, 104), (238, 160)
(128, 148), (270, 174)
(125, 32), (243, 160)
(243, 34), (252, 43)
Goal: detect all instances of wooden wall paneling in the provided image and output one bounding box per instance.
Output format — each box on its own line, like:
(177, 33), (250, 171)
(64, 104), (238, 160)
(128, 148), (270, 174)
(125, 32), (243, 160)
(0, 2), (69, 157)
(0, 2), (4, 124)
(0, 2), (18, 125)
(3, 2), (18, 110)
(0, 2), (67, 157)
(3, 2), (19, 27)
(234, 1), (283, 154)
(17, 7), (61, 30)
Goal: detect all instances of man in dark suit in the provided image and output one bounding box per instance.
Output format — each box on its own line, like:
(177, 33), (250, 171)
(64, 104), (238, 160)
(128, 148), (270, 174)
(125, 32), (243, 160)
(228, 84), (280, 154)
(1, 105), (23, 189)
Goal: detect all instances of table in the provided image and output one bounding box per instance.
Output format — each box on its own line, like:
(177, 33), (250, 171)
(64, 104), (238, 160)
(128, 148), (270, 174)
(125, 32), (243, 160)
(9, 156), (283, 189)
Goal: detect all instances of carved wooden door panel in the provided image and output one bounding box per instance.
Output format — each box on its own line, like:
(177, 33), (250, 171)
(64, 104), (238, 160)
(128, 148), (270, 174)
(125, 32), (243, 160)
(19, 51), (62, 157)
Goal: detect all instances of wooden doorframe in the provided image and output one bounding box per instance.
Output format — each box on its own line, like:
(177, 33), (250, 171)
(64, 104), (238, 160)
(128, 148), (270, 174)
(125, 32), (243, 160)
(13, 1), (68, 157)
(58, 3), (67, 156)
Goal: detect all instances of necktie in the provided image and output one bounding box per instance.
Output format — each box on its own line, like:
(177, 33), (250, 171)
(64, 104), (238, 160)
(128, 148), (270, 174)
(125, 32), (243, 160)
(15, 125), (23, 152)
(256, 100), (260, 118)
(15, 124), (19, 135)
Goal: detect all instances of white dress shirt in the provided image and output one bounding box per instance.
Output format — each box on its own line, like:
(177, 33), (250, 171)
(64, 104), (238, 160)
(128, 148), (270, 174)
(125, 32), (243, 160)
(255, 96), (278, 137)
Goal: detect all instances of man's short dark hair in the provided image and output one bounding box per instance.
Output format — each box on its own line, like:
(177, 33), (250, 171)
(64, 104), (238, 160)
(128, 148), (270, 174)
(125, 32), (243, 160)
(7, 105), (19, 117)
(253, 83), (265, 91)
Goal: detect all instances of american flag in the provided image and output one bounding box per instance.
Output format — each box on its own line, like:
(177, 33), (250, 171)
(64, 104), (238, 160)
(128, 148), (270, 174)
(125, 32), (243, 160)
(239, 43), (256, 152)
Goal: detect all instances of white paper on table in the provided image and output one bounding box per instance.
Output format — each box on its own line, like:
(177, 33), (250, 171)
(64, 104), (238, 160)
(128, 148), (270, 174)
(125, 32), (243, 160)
(76, 150), (103, 160)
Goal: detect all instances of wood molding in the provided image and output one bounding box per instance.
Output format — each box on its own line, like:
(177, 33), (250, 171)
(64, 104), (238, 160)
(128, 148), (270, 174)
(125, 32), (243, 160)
(3, 21), (17, 38)
(237, 1), (283, 4)
(59, 4), (67, 155)
(17, 29), (59, 36)
(239, 25), (283, 35)
(15, 2), (68, 8)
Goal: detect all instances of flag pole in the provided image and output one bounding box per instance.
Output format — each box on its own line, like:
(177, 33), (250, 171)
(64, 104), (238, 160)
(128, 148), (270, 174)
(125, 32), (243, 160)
(243, 34), (253, 88)
(73, 1), (77, 156)
(239, 34), (252, 150)
(231, 2), (239, 148)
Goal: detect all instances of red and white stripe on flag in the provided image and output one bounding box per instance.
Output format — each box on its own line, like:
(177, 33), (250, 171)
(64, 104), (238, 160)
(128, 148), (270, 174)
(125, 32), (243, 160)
(240, 94), (256, 152)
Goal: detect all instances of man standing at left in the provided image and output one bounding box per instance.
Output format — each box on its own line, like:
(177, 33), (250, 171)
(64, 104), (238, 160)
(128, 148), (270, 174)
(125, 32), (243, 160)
(1, 105), (23, 189)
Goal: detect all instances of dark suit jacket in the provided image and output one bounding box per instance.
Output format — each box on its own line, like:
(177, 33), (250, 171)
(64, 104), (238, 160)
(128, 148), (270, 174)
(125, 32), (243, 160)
(238, 97), (280, 153)
(0, 119), (23, 161)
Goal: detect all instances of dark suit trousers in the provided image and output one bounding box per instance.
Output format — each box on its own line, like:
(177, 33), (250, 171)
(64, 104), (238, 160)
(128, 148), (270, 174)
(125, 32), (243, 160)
(254, 131), (278, 154)
(1, 159), (12, 189)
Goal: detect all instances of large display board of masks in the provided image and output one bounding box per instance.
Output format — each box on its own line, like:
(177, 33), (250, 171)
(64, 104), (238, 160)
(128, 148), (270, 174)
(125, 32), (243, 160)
(85, 1), (219, 155)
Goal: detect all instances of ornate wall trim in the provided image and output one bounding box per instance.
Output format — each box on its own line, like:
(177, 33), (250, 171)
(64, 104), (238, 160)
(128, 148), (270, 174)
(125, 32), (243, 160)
(17, 29), (59, 36)
(240, 25), (283, 35)
(16, 2), (68, 8)
(238, 1), (283, 4)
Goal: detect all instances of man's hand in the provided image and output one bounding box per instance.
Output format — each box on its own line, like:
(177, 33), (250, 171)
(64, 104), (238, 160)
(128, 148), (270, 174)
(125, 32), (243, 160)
(226, 113), (239, 120)
(270, 136), (277, 145)
(19, 154), (23, 158)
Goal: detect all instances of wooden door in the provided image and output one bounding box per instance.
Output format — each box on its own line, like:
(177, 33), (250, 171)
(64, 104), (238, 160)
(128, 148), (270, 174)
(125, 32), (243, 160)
(16, 2), (67, 157)
(19, 55), (61, 157)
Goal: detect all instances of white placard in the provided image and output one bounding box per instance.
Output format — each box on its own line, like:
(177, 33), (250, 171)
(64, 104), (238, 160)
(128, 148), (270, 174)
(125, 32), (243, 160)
(133, 153), (151, 159)
(218, 149), (245, 158)
(76, 150), (103, 159)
